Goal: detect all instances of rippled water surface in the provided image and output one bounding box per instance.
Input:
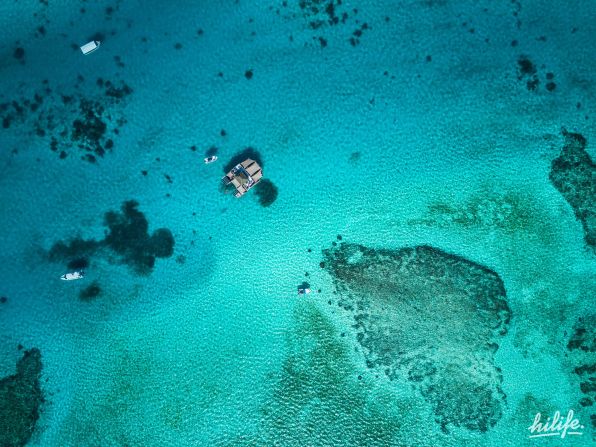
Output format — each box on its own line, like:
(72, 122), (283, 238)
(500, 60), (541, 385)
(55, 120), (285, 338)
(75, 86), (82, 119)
(0, 1), (594, 446)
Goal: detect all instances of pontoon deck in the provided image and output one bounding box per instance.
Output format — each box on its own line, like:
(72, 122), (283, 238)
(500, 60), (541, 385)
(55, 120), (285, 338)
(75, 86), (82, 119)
(222, 159), (263, 198)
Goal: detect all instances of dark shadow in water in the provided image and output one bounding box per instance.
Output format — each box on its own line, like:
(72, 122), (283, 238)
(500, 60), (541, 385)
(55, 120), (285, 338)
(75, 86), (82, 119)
(297, 281), (310, 291)
(205, 146), (218, 157)
(79, 281), (101, 301)
(67, 257), (89, 270)
(254, 179), (278, 207)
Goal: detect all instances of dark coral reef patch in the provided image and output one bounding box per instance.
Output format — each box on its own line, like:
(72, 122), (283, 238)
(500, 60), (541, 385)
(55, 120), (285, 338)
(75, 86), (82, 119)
(321, 242), (511, 433)
(49, 238), (100, 265)
(549, 129), (596, 251)
(567, 314), (596, 433)
(104, 201), (175, 274)
(67, 257), (89, 270)
(79, 281), (102, 301)
(0, 348), (44, 447)
(567, 315), (596, 354)
(48, 200), (174, 275)
(254, 179), (278, 207)
(71, 99), (108, 155)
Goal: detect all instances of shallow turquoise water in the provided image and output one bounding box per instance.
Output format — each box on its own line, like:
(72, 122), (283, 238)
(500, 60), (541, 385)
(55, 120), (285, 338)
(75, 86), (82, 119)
(0, 1), (594, 446)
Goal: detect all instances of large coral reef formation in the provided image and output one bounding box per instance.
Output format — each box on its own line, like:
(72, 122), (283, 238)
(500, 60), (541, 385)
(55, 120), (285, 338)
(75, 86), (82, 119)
(0, 348), (44, 447)
(321, 243), (511, 433)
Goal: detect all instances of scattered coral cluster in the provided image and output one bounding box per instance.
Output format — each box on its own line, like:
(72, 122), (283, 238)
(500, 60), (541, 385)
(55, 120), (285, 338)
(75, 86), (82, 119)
(516, 55), (557, 92)
(274, 0), (370, 48)
(0, 78), (132, 163)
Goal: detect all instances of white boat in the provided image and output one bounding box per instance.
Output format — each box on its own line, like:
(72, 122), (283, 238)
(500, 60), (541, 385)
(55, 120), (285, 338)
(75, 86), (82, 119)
(60, 271), (85, 281)
(204, 156), (218, 164)
(80, 40), (100, 55)
(298, 288), (312, 295)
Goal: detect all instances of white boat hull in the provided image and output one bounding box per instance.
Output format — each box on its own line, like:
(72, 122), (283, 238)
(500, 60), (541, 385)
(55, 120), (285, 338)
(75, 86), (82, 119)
(80, 40), (100, 55)
(61, 271), (84, 281)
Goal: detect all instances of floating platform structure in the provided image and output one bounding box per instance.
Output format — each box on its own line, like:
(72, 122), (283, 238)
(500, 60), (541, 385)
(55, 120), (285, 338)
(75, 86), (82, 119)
(222, 159), (263, 198)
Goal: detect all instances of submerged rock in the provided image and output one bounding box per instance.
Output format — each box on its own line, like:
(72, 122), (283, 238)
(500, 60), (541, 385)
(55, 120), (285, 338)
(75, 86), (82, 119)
(549, 129), (596, 251)
(0, 348), (44, 446)
(322, 243), (511, 433)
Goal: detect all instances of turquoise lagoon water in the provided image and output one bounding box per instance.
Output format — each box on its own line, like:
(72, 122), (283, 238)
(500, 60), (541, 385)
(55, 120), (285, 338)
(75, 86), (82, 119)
(0, 0), (594, 446)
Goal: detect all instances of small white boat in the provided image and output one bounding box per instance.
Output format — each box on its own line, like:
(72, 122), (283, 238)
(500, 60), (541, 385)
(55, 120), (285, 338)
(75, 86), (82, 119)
(298, 288), (312, 295)
(60, 271), (85, 281)
(204, 156), (218, 164)
(80, 40), (100, 55)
